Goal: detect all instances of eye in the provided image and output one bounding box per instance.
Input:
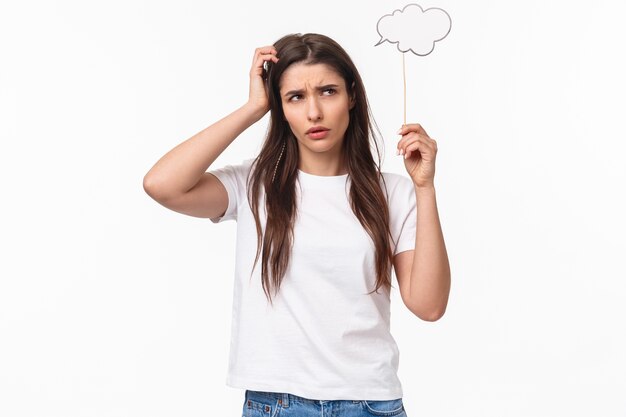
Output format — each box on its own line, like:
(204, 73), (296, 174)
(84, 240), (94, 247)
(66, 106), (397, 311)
(288, 94), (302, 102)
(322, 88), (336, 96)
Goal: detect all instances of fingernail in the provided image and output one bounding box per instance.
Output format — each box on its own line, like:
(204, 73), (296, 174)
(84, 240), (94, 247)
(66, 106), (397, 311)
(396, 129), (402, 135)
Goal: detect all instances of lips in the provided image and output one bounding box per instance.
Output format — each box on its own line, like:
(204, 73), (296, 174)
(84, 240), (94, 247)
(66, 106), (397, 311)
(306, 126), (330, 134)
(305, 126), (330, 140)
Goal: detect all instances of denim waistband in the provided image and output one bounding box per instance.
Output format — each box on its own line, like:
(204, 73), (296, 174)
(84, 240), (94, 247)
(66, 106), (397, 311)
(245, 390), (363, 407)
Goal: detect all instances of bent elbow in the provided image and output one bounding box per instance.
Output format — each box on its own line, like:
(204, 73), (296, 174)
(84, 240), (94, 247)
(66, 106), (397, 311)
(143, 174), (167, 200)
(416, 308), (446, 322)
(409, 303), (447, 322)
(143, 174), (157, 196)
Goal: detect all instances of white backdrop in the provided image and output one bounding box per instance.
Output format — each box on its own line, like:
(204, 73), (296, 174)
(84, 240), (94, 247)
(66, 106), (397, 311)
(1, 1), (625, 416)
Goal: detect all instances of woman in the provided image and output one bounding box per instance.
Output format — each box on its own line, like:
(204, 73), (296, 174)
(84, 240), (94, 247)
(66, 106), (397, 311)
(144, 33), (450, 417)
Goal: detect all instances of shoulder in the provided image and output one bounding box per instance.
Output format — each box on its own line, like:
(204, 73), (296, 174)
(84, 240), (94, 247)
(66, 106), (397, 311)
(212, 157), (256, 176)
(236, 157), (256, 172)
(240, 157), (256, 176)
(379, 171), (415, 196)
(208, 157), (258, 196)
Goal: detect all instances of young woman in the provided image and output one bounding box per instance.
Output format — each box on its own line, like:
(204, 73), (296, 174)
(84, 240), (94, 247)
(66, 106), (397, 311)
(144, 33), (450, 417)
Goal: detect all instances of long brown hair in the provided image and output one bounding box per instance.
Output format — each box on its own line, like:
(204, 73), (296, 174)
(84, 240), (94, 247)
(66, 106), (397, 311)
(245, 33), (394, 305)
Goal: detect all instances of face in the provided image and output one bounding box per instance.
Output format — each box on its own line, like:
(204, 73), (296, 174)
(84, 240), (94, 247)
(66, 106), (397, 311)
(278, 62), (355, 161)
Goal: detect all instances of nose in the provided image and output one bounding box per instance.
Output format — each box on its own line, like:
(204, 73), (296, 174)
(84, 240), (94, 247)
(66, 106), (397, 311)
(307, 96), (323, 121)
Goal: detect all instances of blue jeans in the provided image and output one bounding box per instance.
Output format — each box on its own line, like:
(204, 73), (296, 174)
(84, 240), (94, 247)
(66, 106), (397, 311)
(242, 389), (407, 417)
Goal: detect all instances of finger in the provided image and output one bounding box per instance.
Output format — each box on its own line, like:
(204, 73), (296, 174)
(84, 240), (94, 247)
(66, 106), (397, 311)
(404, 140), (423, 160)
(253, 50), (279, 64)
(404, 132), (435, 147)
(396, 132), (424, 154)
(251, 53), (279, 76)
(253, 47), (278, 64)
(404, 140), (427, 160)
(253, 53), (279, 70)
(399, 134), (435, 157)
(254, 46), (278, 57)
(405, 138), (437, 160)
(398, 123), (429, 138)
(257, 51), (278, 61)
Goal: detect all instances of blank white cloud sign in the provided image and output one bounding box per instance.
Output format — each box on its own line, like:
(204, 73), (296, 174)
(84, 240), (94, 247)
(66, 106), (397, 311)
(375, 3), (452, 56)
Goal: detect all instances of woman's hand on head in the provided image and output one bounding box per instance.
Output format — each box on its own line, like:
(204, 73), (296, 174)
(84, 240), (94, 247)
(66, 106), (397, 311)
(247, 46), (279, 117)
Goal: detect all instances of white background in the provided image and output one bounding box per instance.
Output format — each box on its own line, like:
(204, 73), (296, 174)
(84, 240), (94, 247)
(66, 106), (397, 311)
(1, 0), (625, 416)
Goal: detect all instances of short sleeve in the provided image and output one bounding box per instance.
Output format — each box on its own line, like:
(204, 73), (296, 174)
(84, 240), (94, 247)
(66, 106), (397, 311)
(390, 176), (417, 256)
(207, 158), (254, 224)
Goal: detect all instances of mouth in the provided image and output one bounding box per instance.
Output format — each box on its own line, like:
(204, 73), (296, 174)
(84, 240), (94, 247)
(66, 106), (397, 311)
(306, 126), (330, 134)
(305, 126), (330, 140)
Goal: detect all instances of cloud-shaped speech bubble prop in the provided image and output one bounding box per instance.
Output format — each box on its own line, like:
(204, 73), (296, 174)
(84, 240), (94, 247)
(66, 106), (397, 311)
(376, 3), (451, 56)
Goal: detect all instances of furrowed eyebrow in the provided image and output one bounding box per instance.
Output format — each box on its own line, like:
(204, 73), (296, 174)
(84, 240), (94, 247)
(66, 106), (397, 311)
(283, 84), (341, 97)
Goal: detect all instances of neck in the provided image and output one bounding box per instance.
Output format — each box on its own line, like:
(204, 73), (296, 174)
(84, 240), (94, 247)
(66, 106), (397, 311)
(298, 151), (348, 176)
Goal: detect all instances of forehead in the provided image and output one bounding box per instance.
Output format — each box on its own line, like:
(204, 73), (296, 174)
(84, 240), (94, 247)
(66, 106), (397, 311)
(279, 62), (345, 91)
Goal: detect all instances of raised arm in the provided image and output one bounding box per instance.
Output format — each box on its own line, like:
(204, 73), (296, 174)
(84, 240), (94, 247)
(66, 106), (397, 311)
(142, 46), (278, 217)
(393, 123), (451, 321)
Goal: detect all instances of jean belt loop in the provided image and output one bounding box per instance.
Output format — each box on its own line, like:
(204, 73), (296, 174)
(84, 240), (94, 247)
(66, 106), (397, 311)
(280, 392), (289, 408)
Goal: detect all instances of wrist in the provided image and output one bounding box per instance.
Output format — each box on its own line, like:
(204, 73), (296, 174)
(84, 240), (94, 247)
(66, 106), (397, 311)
(414, 184), (436, 195)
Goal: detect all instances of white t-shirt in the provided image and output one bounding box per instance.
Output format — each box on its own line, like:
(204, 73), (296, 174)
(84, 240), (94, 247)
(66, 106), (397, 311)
(208, 157), (417, 400)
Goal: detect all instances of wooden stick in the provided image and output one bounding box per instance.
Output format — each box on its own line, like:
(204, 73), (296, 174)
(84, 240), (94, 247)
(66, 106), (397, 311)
(403, 52), (407, 126)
